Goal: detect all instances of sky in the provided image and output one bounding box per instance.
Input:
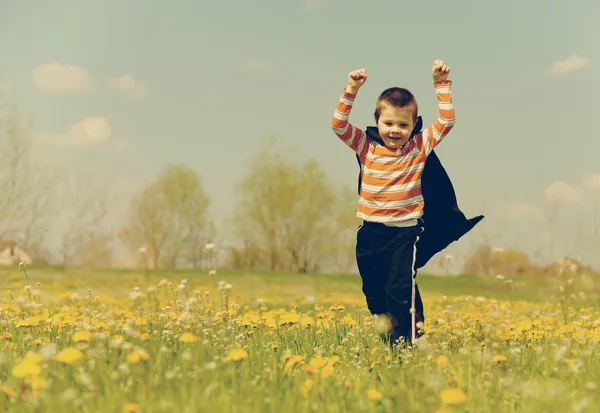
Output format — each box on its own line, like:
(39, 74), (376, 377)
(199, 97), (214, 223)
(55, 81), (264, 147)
(0, 0), (598, 269)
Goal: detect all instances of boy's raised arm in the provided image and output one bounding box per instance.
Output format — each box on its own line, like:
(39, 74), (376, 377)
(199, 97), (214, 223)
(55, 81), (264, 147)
(422, 60), (456, 154)
(330, 69), (368, 154)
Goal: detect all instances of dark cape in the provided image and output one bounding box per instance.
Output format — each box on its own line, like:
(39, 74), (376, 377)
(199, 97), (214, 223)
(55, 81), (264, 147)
(356, 116), (484, 269)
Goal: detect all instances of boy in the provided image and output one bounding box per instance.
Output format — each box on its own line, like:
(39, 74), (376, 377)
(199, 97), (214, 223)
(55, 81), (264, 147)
(330, 60), (454, 347)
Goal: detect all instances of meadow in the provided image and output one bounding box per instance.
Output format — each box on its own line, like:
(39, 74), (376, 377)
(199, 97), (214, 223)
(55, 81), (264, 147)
(0, 266), (599, 413)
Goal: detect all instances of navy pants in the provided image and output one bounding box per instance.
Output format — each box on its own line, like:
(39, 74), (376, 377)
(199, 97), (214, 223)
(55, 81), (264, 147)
(356, 221), (425, 346)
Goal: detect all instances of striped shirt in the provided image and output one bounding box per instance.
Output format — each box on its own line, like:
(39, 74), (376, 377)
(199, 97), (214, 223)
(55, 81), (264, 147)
(330, 80), (456, 225)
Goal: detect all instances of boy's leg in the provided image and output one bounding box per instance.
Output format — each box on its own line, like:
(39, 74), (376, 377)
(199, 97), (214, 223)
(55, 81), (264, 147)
(384, 226), (422, 346)
(355, 223), (389, 316)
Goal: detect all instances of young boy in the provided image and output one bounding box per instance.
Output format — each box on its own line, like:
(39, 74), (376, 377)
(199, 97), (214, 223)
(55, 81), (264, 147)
(330, 60), (454, 347)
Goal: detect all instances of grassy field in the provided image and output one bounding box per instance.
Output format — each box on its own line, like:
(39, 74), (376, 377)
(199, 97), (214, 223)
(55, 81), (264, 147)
(1, 266), (599, 412)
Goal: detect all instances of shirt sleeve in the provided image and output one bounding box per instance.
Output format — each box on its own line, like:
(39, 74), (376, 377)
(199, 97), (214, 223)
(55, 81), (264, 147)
(330, 88), (369, 160)
(421, 80), (456, 155)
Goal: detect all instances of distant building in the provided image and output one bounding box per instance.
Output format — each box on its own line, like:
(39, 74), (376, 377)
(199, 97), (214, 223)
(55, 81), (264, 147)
(0, 239), (32, 266)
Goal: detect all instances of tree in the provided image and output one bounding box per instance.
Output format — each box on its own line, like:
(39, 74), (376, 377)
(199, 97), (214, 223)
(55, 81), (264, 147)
(231, 137), (358, 273)
(0, 93), (54, 262)
(56, 170), (113, 266)
(121, 163), (211, 269)
(464, 244), (531, 276)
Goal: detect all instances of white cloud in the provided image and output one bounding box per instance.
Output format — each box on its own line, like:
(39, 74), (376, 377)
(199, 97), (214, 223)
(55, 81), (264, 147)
(239, 59), (276, 72)
(38, 116), (132, 152)
(546, 54), (590, 77)
(32, 62), (94, 92)
(107, 74), (150, 99)
(583, 174), (600, 191)
(545, 180), (582, 204)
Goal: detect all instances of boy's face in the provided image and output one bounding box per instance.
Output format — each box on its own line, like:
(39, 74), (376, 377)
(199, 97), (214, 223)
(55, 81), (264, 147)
(376, 103), (415, 149)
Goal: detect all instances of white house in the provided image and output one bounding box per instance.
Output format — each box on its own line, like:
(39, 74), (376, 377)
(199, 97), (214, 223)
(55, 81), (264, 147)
(0, 239), (32, 266)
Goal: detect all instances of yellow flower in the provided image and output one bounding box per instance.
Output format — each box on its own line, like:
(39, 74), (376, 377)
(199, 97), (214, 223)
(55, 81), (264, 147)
(367, 389), (382, 401)
(127, 351), (141, 364)
(56, 347), (83, 365)
(326, 356), (340, 366)
(321, 365), (334, 378)
(227, 348), (248, 361)
(12, 358), (42, 379)
(301, 379), (313, 398)
(308, 357), (327, 369)
(436, 355), (449, 369)
(178, 332), (198, 343)
(72, 330), (93, 343)
(440, 388), (467, 405)
(492, 354), (507, 363)
(1, 385), (15, 397)
(123, 403), (139, 412)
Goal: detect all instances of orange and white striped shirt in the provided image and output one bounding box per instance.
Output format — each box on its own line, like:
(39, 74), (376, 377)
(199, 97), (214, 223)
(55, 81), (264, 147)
(330, 80), (455, 226)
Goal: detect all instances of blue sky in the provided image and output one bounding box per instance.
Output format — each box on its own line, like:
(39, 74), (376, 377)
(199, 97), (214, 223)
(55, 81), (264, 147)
(0, 0), (598, 268)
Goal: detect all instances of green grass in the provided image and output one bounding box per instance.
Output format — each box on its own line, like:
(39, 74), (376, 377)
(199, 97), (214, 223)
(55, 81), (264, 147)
(0, 266), (599, 412)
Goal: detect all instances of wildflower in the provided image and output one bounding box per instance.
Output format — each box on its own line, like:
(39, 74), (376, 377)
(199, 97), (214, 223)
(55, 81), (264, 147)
(178, 332), (198, 343)
(12, 357), (42, 379)
(367, 389), (382, 401)
(436, 355), (449, 369)
(440, 388), (467, 405)
(1, 385), (15, 397)
(72, 330), (93, 343)
(123, 403), (139, 412)
(492, 354), (507, 364)
(301, 379), (314, 398)
(227, 348), (248, 361)
(321, 365), (334, 378)
(56, 347), (83, 365)
(127, 352), (141, 364)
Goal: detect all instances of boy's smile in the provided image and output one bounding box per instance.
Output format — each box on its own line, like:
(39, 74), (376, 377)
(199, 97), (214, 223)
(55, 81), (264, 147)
(376, 104), (415, 149)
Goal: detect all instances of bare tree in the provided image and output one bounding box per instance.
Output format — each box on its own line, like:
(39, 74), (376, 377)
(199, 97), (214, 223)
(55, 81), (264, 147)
(0, 95), (54, 261)
(121, 163), (211, 269)
(55, 170), (113, 266)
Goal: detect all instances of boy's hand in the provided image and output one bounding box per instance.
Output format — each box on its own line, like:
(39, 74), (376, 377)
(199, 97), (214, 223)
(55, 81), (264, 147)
(432, 59), (450, 82)
(347, 68), (367, 94)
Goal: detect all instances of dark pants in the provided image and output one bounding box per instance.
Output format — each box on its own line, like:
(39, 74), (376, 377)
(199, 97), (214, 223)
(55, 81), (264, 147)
(356, 221), (425, 346)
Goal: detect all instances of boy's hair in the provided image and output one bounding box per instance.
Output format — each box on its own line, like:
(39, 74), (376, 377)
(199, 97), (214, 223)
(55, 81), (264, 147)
(374, 87), (418, 123)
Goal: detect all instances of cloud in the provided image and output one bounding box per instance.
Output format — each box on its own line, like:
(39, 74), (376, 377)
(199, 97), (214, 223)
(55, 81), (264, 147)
(546, 54), (590, 77)
(38, 116), (132, 151)
(33, 62), (94, 92)
(545, 180), (582, 204)
(583, 174), (600, 191)
(107, 74), (150, 99)
(239, 59), (276, 72)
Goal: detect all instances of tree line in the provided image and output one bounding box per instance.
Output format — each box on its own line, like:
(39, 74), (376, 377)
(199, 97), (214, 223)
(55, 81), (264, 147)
(0, 102), (360, 272)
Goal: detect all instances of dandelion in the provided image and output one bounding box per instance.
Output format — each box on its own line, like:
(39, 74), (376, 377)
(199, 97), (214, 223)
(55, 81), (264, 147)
(72, 330), (93, 343)
(179, 332), (199, 343)
(123, 403), (139, 412)
(435, 355), (449, 369)
(367, 389), (382, 401)
(56, 347), (83, 365)
(440, 388), (467, 405)
(227, 348), (248, 361)
(492, 354), (507, 364)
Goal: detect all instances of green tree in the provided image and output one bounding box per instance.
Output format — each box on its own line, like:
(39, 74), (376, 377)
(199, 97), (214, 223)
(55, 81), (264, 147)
(231, 138), (358, 273)
(121, 163), (211, 269)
